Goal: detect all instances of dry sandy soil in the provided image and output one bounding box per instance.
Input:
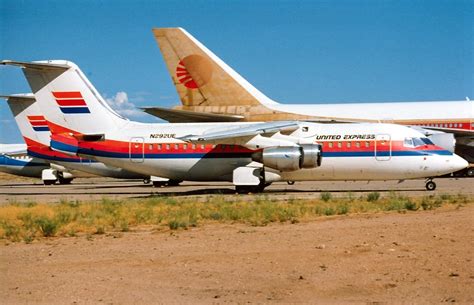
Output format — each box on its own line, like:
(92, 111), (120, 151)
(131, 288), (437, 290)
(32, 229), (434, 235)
(1, 204), (473, 304)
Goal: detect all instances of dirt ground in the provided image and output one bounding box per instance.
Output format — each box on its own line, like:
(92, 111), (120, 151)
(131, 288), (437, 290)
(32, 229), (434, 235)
(1, 204), (473, 304)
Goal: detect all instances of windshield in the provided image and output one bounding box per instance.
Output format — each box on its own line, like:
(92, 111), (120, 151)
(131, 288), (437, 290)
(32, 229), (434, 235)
(404, 137), (434, 147)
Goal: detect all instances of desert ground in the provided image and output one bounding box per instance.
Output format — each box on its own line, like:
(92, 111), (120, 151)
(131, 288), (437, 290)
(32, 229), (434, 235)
(1, 173), (473, 304)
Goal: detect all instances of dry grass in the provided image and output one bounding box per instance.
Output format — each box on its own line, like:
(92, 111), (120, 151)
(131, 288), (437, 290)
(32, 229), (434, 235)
(0, 192), (471, 242)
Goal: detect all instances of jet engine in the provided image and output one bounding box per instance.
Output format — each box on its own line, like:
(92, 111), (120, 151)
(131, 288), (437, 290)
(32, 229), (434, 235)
(252, 144), (322, 172)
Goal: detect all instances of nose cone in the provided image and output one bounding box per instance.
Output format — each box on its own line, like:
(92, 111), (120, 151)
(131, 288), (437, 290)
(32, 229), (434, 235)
(450, 154), (469, 172)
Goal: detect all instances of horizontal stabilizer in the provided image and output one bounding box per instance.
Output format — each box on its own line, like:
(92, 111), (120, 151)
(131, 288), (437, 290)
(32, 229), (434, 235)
(1, 60), (69, 71)
(141, 106), (244, 122)
(0, 94), (35, 102)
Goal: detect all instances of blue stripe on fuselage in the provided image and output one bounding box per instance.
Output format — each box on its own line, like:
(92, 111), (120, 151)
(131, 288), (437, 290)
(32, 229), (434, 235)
(73, 148), (452, 159)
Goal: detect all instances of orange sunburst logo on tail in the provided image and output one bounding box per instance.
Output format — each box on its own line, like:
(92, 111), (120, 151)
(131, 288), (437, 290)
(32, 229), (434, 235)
(176, 55), (212, 89)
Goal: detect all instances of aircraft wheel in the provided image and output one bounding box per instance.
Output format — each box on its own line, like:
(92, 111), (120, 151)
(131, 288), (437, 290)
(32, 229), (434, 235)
(143, 178), (151, 184)
(167, 180), (182, 186)
(287, 181), (295, 185)
(235, 185), (259, 194)
(58, 177), (73, 185)
(425, 180), (436, 191)
(467, 168), (474, 177)
(43, 180), (56, 186)
(152, 181), (167, 188)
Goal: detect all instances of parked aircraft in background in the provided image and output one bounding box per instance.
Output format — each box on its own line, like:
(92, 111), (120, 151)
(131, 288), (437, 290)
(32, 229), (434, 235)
(1, 60), (467, 192)
(1, 94), (152, 184)
(0, 143), (53, 180)
(150, 27), (473, 176)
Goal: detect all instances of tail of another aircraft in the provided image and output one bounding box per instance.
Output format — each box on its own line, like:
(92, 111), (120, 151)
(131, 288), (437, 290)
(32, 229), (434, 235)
(152, 28), (277, 108)
(2, 94), (51, 147)
(1, 60), (127, 136)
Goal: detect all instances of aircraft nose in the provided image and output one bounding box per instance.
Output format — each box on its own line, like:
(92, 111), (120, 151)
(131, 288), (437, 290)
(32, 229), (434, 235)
(449, 154), (469, 172)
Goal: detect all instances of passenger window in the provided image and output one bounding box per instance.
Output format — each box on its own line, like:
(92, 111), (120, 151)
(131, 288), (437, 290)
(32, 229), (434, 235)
(174, 144), (179, 150)
(183, 144), (188, 150)
(149, 144), (153, 150)
(166, 144), (170, 150)
(192, 144), (196, 150)
(365, 141), (370, 148)
(328, 142), (333, 148)
(200, 144), (205, 150)
(337, 142), (342, 148)
(355, 142), (360, 148)
(158, 144), (162, 150)
(346, 142), (351, 148)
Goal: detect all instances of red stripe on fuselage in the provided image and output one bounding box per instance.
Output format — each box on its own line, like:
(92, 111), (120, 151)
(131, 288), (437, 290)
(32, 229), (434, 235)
(23, 137), (82, 160)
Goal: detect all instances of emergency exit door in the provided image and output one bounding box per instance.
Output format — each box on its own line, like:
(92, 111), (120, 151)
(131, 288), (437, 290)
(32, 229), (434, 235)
(375, 134), (391, 161)
(129, 137), (144, 163)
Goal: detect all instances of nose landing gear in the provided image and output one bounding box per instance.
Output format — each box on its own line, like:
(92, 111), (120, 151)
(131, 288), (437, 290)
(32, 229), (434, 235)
(425, 178), (436, 191)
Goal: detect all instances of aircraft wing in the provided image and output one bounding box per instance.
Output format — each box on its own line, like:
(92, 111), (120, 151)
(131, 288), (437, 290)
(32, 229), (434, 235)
(141, 106), (244, 122)
(414, 126), (474, 137)
(178, 121), (299, 143)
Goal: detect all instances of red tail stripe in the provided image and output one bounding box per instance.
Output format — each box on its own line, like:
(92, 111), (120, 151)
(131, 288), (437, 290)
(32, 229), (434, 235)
(55, 99), (87, 106)
(52, 91), (82, 99)
(27, 115), (45, 120)
(30, 121), (48, 126)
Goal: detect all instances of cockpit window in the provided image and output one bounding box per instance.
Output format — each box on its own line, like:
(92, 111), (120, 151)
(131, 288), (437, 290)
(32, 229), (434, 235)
(413, 138), (425, 147)
(421, 138), (434, 145)
(404, 137), (414, 147)
(404, 137), (434, 147)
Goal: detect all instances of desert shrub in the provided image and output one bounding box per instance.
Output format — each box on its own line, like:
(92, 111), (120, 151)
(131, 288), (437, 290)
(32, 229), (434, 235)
(367, 192), (380, 202)
(320, 192), (332, 202)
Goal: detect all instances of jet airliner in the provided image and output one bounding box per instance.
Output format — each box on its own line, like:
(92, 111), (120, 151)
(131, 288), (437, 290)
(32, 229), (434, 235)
(1, 60), (467, 192)
(150, 28), (473, 176)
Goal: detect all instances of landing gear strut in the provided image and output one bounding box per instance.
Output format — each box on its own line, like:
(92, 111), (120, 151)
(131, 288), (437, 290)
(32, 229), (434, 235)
(425, 178), (436, 191)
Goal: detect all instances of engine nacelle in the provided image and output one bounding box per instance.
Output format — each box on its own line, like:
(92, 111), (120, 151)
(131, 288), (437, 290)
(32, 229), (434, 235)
(252, 144), (322, 172)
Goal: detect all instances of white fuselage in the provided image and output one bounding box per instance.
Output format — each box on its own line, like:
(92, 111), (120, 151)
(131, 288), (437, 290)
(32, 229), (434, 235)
(73, 122), (467, 182)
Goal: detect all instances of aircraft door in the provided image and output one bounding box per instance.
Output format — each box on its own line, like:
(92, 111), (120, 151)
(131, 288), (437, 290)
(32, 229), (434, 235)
(129, 137), (144, 163)
(375, 134), (391, 161)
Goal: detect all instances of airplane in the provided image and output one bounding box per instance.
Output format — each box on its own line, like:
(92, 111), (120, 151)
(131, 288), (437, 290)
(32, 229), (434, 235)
(1, 60), (467, 192)
(0, 143), (53, 180)
(149, 27), (474, 177)
(1, 94), (154, 184)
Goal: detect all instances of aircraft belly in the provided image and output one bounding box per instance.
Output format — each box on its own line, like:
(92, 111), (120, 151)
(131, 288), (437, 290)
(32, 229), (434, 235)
(92, 156), (252, 181)
(280, 156), (441, 181)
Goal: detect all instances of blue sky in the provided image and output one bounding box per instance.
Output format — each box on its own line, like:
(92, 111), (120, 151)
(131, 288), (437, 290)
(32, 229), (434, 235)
(1, 0), (472, 143)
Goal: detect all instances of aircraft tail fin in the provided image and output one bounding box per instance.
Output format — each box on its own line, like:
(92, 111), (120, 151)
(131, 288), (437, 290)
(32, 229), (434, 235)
(1, 60), (126, 136)
(152, 28), (276, 108)
(1, 94), (51, 146)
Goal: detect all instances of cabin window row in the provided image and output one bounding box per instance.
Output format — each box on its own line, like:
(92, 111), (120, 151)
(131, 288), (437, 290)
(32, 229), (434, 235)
(324, 141), (371, 149)
(145, 143), (239, 151)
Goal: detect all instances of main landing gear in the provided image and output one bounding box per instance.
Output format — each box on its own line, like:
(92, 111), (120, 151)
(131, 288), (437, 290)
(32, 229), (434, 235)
(425, 178), (436, 191)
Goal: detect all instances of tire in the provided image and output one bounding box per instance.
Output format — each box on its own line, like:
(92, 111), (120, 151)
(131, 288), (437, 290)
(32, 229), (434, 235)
(152, 181), (167, 187)
(58, 178), (73, 185)
(467, 168), (474, 177)
(426, 181), (436, 191)
(167, 180), (182, 186)
(43, 180), (56, 185)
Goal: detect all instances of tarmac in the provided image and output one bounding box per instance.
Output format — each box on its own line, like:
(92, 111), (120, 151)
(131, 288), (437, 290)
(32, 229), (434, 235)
(0, 176), (472, 204)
